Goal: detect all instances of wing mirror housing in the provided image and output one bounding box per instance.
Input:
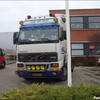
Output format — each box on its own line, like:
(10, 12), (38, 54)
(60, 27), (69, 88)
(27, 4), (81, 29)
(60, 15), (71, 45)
(13, 32), (19, 44)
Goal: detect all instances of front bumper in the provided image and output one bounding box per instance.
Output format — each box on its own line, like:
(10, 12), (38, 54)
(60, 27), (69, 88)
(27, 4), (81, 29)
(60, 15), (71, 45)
(17, 70), (63, 79)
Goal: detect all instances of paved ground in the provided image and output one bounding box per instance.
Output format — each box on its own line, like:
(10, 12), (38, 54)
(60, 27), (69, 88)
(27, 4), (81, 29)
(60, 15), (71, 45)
(0, 63), (100, 93)
(72, 67), (100, 85)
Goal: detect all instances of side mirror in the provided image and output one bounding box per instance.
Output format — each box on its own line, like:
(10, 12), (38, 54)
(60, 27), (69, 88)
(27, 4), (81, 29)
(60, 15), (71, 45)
(13, 32), (19, 44)
(59, 37), (64, 41)
(0, 49), (4, 56)
(1, 52), (4, 56)
(63, 31), (66, 40)
(60, 31), (66, 41)
(62, 18), (66, 23)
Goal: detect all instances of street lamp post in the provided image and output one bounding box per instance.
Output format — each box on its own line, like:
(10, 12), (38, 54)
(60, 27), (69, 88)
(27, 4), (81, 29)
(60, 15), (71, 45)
(65, 0), (72, 86)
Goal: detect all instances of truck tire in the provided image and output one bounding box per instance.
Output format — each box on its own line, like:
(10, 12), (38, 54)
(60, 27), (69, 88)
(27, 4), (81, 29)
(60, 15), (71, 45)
(59, 57), (67, 81)
(71, 68), (73, 72)
(71, 64), (74, 72)
(2, 62), (5, 69)
(59, 67), (67, 81)
(23, 78), (31, 80)
(71, 59), (74, 72)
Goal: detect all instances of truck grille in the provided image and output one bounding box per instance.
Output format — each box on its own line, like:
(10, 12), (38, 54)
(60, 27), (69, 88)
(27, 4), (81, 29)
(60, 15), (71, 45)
(18, 52), (58, 62)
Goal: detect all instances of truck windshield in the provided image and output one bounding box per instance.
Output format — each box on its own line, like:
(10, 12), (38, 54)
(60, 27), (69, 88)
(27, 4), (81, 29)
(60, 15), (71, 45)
(18, 28), (59, 44)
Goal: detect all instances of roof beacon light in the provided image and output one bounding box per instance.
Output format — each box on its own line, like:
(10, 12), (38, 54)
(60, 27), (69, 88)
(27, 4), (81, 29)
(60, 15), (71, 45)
(53, 13), (55, 17)
(19, 21), (23, 25)
(27, 15), (31, 19)
(50, 13), (52, 17)
(54, 17), (58, 23)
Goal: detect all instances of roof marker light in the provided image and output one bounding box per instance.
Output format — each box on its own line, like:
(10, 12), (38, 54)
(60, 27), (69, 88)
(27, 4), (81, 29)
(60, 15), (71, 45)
(53, 13), (55, 17)
(54, 17), (58, 23)
(50, 13), (52, 17)
(19, 21), (23, 25)
(27, 15), (31, 19)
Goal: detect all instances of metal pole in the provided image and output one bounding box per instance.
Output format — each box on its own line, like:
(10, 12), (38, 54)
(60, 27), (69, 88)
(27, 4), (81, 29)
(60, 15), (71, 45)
(65, 0), (72, 86)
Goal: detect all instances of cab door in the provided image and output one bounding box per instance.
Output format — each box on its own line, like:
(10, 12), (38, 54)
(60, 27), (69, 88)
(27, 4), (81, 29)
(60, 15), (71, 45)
(0, 49), (5, 68)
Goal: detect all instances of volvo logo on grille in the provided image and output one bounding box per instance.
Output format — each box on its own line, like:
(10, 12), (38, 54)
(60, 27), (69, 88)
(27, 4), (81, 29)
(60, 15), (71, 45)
(50, 56), (56, 59)
(19, 56), (24, 59)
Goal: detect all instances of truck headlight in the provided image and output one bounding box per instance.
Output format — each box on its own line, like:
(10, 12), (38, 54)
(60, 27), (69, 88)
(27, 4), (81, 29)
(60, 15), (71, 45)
(19, 55), (24, 59)
(17, 64), (24, 67)
(51, 63), (59, 67)
(18, 54), (25, 62)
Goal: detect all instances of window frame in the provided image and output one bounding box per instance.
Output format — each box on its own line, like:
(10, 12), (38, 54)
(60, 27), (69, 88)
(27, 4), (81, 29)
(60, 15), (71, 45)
(88, 16), (100, 29)
(70, 16), (83, 30)
(70, 16), (100, 30)
(71, 43), (84, 56)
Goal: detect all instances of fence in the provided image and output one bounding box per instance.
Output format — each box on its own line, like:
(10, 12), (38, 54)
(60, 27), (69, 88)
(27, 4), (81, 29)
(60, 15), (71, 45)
(5, 53), (16, 62)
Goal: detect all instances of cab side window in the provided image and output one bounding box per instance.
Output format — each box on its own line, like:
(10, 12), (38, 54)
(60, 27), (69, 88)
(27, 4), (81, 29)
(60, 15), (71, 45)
(0, 50), (4, 56)
(59, 27), (65, 41)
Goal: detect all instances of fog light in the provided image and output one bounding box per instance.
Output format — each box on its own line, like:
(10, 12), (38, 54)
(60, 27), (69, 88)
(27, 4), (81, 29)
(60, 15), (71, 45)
(36, 66), (40, 70)
(41, 66), (45, 70)
(32, 66), (35, 70)
(27, 66), (31, 70)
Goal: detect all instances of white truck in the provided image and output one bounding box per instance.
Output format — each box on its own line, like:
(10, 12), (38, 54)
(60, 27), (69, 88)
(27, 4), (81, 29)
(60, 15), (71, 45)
(13, 14), (74, 81)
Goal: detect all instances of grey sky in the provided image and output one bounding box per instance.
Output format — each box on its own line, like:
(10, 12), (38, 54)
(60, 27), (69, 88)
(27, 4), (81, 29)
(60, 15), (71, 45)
(0, 32), (14, 50)
(0, 1), (100, 32)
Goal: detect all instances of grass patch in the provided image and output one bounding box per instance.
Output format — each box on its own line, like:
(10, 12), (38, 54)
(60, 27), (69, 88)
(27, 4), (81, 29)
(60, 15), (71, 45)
(0, 83), (100, 100)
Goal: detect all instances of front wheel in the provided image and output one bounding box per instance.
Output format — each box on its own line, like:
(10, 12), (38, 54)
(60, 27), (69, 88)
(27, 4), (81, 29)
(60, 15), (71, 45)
(2, 62), (5, 69)
(23, 78), (31, 80)
(59, 67), (67, 81)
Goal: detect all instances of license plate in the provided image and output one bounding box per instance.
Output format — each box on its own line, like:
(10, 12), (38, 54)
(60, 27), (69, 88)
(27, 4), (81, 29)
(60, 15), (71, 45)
(33, 73), (42, 76)
(52, 72), (57, 75)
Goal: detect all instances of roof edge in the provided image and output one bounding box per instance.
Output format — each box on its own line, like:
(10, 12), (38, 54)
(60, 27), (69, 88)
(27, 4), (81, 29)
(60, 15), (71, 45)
(49, 8), (100, 11)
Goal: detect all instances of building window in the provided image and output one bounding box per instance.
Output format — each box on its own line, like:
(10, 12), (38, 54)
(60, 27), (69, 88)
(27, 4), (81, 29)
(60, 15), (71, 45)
(72, 50), (84, 56)
(89, 17), (100, 29)
(71, 44), (84, 56)
(71, 17), (83, 29)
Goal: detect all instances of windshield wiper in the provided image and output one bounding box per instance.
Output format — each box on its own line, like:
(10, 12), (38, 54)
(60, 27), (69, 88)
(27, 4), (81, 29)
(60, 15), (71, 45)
(41, 38), (49, 41)
(21, 38), (32, 41)
(18, 38), (58, 44)
(18, 39), (32, 44)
